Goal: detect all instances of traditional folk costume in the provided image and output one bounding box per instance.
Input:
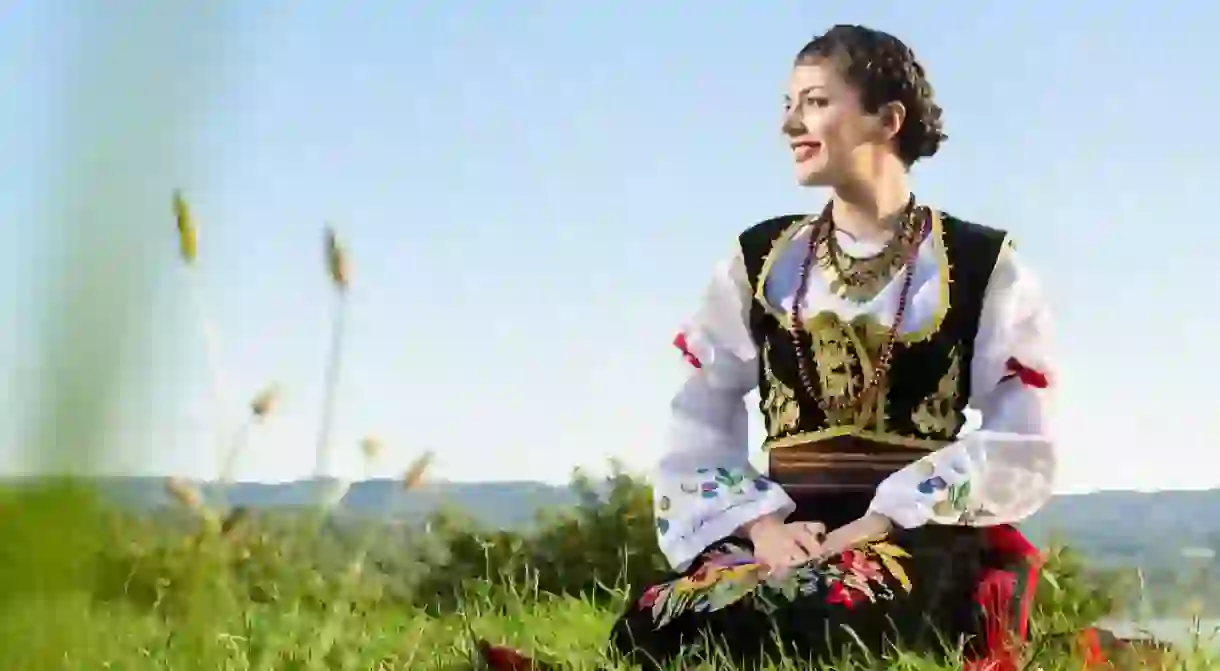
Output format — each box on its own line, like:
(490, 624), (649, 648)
(478, 198), (1068, 670)
(608, 198), (1057, 669)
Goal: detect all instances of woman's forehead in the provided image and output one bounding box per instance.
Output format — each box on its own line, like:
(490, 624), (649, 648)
(787, 63), (844, 95)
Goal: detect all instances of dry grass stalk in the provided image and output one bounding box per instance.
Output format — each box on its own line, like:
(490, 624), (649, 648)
(314, 226), (352, 479)
(172, 190), (232, 485)
(310, 446), (436, 663)
(218, 384), (281, 486)
(320, 478), (352, 512)
(402, 450), (435, 491)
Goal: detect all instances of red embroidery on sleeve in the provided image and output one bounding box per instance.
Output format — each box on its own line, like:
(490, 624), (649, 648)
(1001, 357), (1049, 389)
(672, 332), (703, 369)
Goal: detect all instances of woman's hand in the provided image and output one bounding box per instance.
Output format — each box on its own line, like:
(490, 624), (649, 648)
(818, 512), (894, 558)
(740, 513), (826, 573)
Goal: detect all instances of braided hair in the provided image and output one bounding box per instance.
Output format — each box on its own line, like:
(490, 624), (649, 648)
(796, 25), (946, 166)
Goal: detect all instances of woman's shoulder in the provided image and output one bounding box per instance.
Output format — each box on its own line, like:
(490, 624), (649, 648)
(934, 210), (1015, 277)
(936, 210), (1009, 247)
(735, 214), (806, 260)
(737, 214), (807, 242)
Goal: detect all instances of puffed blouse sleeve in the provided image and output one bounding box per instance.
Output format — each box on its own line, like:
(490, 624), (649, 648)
(653, 246), (796, 571)
(867, 240), (1058, 529)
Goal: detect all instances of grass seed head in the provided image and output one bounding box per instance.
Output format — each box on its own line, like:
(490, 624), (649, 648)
(360, 435), (383, 461)
(325, 226), (350, 291)
(173, 190), (198, 265)
(165, 476), (204, 513)
(250, 384), (281, 419)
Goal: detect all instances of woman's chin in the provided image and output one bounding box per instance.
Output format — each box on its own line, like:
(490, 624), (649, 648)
(795, 168), (832, 188)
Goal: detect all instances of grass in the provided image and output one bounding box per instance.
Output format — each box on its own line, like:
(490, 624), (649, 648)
(0, 485), (1212, 671)
(4, 548), (1220, 671)
(0, 585), (609, 669)
(6, 192), (1219, 669)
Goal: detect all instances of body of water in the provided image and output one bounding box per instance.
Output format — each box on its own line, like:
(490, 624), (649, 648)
(1100, 618), (1220, 649)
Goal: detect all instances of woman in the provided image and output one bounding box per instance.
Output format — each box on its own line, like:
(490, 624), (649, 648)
(482, 23), (1071, 670)
(603, 24), (1059, 669)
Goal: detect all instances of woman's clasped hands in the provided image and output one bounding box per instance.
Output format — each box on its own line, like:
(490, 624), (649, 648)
(740, 513), (826, 575)
(741, 511), (894, 576)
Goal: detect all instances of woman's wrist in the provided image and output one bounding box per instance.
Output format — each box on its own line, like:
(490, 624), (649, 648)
(867, 497), (925, 530)
(862, 511), (896, 534)
(737, 511), (786, 540)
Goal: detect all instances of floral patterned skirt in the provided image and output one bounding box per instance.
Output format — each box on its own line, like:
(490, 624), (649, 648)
(608, 499), (1040, 669)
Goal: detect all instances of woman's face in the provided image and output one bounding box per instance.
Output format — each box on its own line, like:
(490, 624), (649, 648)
(782, 61), (890, 188)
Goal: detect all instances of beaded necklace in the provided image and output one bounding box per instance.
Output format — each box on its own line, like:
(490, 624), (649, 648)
(816, 198), (925, 302)
(786, 200), (930, 419)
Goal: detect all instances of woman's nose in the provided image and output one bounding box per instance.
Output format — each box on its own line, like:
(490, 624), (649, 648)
(781, 107), (804, 137)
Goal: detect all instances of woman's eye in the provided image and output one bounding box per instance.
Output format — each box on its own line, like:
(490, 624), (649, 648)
(804, 96), (830, 108)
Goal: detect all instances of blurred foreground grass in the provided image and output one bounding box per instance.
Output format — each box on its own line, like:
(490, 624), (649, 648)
(15, 4), (1219, 667)
(0, 470), (1217, 670)
(13, 48), (1219, 661)
(6, 184), (1215, 667)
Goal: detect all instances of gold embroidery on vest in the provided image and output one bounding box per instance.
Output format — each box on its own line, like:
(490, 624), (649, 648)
(799, 311), (906, 430)
(841, 314), (895, 430)
(761, 342), (799, 436)
(911, 347), (962, 436)
(804, 312), (860, 427)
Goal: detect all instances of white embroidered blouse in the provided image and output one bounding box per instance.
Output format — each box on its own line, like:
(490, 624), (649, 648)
(655, 219), (1057, 571)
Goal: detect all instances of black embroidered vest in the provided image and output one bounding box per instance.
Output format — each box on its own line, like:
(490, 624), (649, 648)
(738, 210), (1007, 488)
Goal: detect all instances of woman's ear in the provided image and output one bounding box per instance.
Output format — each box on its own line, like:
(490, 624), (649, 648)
(877, 101), (907, 142)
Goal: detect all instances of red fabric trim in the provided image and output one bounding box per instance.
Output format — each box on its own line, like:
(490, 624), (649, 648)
(970, 570), (1021, 671)
(965, 525), (1045, 670)
(1002, 357), (1049, 389)
(672, 332), (703, 369)
(1078, 628), (1109, 667)
(984, 524), (1040, 562)
(987, 524), (1043, 641)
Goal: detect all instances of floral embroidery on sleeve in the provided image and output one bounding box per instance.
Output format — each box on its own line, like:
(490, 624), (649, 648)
(654, 495), (672, 535)
(657, 469), (774, 539)
(678, 467), (773, 499)
(916, 467), (995, 525)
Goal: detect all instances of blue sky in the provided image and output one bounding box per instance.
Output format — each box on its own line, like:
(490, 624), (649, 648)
(1, 2), (1217, 492)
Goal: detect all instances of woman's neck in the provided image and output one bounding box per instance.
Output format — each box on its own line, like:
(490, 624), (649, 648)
(827, 167), (912, 242)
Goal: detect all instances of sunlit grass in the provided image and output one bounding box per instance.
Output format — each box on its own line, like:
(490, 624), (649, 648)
(0, 550), (1216, 671)
(6, 187), (1218, 670)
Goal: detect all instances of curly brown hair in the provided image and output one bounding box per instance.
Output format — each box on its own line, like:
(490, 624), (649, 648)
(795, 25), (945, 166)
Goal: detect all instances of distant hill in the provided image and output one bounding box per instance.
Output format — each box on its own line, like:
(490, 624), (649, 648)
(79, 476), (1220, 568)
(92, 476), (579, 530)
(1022, 489), (1220, 567)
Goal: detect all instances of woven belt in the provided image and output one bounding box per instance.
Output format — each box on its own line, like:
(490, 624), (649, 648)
(767, 436), (931, 496)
